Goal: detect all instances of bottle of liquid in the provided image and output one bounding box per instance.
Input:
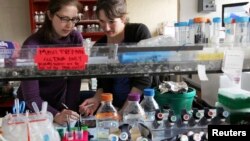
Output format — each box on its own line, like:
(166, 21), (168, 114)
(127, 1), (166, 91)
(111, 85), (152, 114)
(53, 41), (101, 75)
(140, 88), (159, 121)
(123, 93), (145, 127)
(96, 93), (119, 139)
(224, 17), (234, 44)
(188, 19), (195, 44)
(234, 16), (249, 47)
(193, 17), (206, 44)
(211, 17), (221, 46)
(178, 22), (188, 45)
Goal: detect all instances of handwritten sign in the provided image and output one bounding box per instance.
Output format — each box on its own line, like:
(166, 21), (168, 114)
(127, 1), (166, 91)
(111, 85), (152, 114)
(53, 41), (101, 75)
(34, 47), (88, 70)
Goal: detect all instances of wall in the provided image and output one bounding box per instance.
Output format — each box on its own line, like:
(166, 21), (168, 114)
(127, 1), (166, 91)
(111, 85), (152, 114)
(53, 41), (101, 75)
(179, 0), (249, 22)
(0, 0), (178, 44)
(0, 0), (31, 44)
(127, 0), (178, 36)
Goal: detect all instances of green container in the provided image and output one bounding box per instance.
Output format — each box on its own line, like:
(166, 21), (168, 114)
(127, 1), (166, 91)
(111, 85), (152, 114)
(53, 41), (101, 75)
(155, 87), (196, 117)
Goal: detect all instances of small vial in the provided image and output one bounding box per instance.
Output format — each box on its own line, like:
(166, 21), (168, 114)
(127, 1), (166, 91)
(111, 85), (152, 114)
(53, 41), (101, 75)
(39, 11), (45, 23)
(34, 11), (39, 23)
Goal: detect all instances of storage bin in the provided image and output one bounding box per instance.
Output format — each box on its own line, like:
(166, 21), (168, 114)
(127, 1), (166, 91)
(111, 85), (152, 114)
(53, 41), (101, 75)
(155, 87), (196, 117)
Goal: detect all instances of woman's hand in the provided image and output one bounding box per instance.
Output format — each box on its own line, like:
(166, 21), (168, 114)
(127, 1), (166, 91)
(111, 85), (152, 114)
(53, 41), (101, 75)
(54, 109), (79, 125)
(79, 97), (100, 116)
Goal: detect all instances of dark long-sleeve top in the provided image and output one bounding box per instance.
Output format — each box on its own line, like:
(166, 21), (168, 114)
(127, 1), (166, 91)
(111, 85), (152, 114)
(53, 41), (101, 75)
(17, 30), (83, 116)
(96, 23), (152, 108)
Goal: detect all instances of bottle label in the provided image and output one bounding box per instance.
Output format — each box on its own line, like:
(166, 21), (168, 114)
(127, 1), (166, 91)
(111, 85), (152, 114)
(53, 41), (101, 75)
(97, 120), (119, 139)
(145, 112), (155, 121)
(123, 114), (144, 125)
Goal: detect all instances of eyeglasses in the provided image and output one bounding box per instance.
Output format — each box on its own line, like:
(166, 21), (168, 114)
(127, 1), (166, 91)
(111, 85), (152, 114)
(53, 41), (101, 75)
(55, 14), (80, 24)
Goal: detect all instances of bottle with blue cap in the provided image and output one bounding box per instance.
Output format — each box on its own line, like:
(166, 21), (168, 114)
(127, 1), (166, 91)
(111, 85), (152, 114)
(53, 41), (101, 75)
(140, 88), (159, 121)
(224, 17), (235, 44)
(188, 19), (195, 44)
(234, 16), (249, 47)
(211, 17), (221, 45)
(178, 22), (188, 45)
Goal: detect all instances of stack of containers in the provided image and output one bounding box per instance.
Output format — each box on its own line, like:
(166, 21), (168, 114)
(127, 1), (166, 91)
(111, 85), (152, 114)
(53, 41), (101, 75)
(234, 16), (249, 47)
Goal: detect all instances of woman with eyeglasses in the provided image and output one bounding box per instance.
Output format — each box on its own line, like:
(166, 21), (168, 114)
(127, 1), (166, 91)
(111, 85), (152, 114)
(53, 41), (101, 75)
(17, 0), (83, 125)
(79, 0), (152, 116)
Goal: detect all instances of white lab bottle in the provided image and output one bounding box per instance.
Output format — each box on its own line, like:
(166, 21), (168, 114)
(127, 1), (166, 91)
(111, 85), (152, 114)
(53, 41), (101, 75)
(178, 22), (188, 45)
(234, 16), (249, 47)
(224, 17), (235, 44)
(140, 88), (159, 121)
(123, 93), (145, 127)
(188, 19), (195, 44)
(174, 23), (179, 44)
(211, 17), (221, 46)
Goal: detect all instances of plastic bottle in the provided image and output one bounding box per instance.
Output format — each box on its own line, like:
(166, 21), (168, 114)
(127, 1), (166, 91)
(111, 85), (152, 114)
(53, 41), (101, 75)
(174, 23), (179, 44)
(96, 93), (119, 139)
(211, 17), (221, 46)
(39, 11), (45, 23)
(224, 17), (234, 44)
(188, 19), (195, 44)
(205, 18), (211, 44)
(140, 88), (159, 121)
(193, 17), (206, 44)
(234, 16), (249, 47)
(178, 22), (188, 45)
(34, 11), (39, 23)
(248, 17), (250, 43)
(123, 93), (145, 127)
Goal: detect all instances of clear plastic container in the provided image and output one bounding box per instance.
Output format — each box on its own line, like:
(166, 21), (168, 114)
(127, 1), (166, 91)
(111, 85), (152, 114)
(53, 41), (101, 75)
(123, 93), (145, 127)
(234, 16), (249, 47)
(211, 17), (221, 45)
(188, 19), (195, 44)
(174, 23), (179, 44)
(193, 17), (206, 44)
(140, 88), (159, 121)
(205, 18), (211, 44)
(178, 22), (188, 45)
(224, 17), (235, 44)
(95, 93), (119, 139)
(248, 17), (250, 43)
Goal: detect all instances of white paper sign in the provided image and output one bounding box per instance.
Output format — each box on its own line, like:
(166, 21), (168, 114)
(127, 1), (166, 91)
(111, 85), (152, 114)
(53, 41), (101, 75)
(222, 50), (244, 72)
(198, 64), (208, 81)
